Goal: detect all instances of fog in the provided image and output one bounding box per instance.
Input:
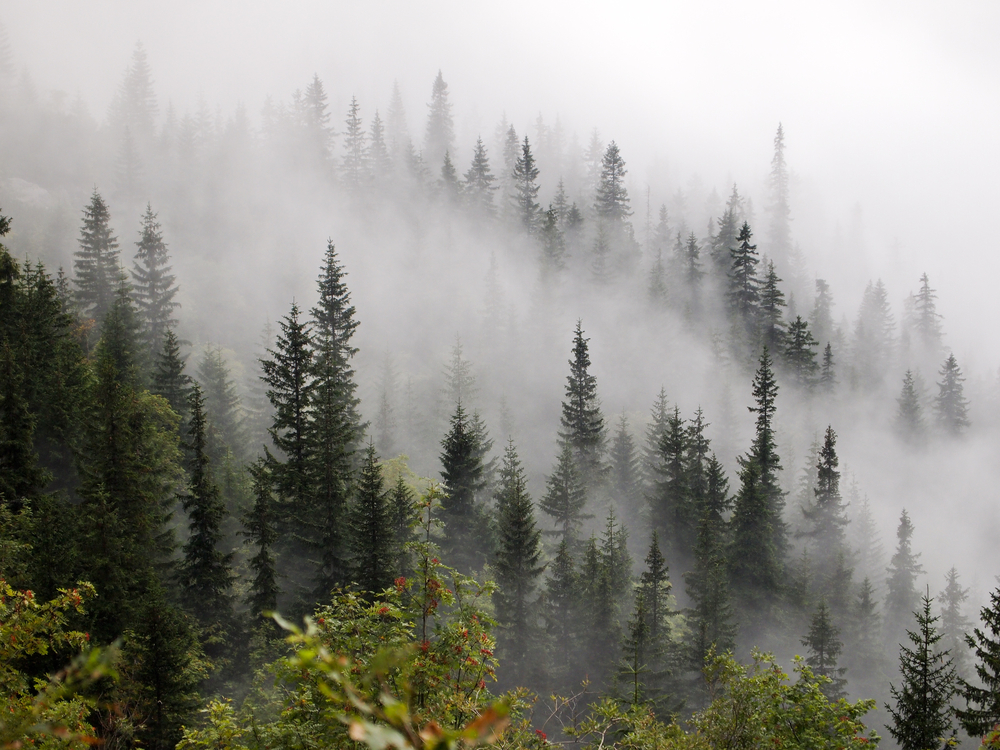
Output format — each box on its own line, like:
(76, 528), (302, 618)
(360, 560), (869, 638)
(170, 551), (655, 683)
(2, 0), (999, 720)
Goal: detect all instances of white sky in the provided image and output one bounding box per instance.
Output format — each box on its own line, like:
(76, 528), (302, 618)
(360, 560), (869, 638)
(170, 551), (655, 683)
(5, 0), (1000, 366)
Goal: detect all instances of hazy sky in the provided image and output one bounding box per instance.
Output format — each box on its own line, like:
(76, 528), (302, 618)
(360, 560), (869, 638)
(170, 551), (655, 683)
(5, 0), (1000, 364)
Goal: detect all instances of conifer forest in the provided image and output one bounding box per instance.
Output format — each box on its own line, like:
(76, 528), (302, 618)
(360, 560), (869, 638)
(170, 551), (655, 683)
(2, 5), (1000, 750)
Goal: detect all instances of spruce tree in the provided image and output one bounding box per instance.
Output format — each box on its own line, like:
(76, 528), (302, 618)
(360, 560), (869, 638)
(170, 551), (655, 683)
(728, 222), (760, 346)
(439, 151), (460, 203)
(784, 316), (819, 388)
(888, 591), (958, 750)
(539, 444), (588, 543)
(594, 141), (631, 223)
(463, 137), (496, 215)
(619, 591), (651, 706)
(710, 185), (742, 279)
(800, 426), (849, 575)
(197, 346), (246, 462)
(492, 440), (544, 678)
(130, 204), (178, 360)
(74, 189), (121, 329)
(367, 109), (392, 183)
(439, 402), (486, 571)
(388, 477), (418, 576)
(348, 443), (394, 596)
(178, 384), (235, 628)
(650, 406), (693, 563)
(539, 206), (566, 278)
(913, 273), (943, 354)
(766, 123), (792, 263)
(543, 539), (579, 690)
(443, 335), (477, 406)
(758, 260), (786, 353)
(243, 457), (279, 622)
(511, 136), (541, 233)
(853, 279), (896, 387)
(309, 242), (364, 598)
(558, 321), (607, 492)
(956, 586), (1000, 737)
(885, 509), (925, 641)
(819, 342), (836, 393)
(642, 388), (671, 493)
(609, 413), (643, 532)
(895, 370), (926, 442)
(847, 577), (884, 692)
(580, 536), (621, 690)
(939, 567), (971, 680)
(341, 96), (367, 187)
(423, 70), (454, 169)
(151, 328), (191, 420)
(934, 353), (970, 436)
(801, 601), (847, 700)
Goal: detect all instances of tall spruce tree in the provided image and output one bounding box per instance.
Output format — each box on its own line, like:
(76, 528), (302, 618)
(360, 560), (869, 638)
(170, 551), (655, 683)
(784, 316), (819, 388)
(819, 342), (836, 393)
(197, 346), (246, 462)
(178, 384), (235, 629)
(895, 370), (926, 442)
(800, 426), (849, 575)
(539, 444), (589, 543)
(439, 402), (486, 571)
(388, 477), (418, 577)
(309, 242), (364, 598)
(341, 96), (367, 188)
(939, 567), (972, 680)
(956, 586), (1000, 737)
(728, 221), (760, 343)
(558, 321), (607, 492)
(348, 443), (394, 596)
(463, 137), (497, 215)
(492, 440), (544, 680)
(758, 260), (786, 353)
(594, 141), (631, 223)
(885, 509), (925, 642)
(151, 328), (191, 420)
(423, 70), (454, 169)
(934, 353), (970, 436)
(766, 124), (792, 264)
(243, 457), (279, 623)
(912, 273), (943, 355)
(511, 136), (541, 233)
(130, 204), (178, 360)
(888, 591), (958, 750)
(74, 189), (121, 329)
(539, 206), (567, 278)
(609, 413), (643, 532)
(649, 406), (693, 564)
(801, 601), (847, 700)
(543, 539), (579, 690)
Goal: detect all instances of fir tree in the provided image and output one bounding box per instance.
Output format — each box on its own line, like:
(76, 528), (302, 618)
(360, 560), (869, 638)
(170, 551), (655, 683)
(110, 42), (158, 141)
(939, 567), (972, 680)
(178, 384), (235, 628)
(728, 221), (760, 341)
(642, 388), (671, 493)
(349, 443), (394, 596)
(388, 477), (418, 576)
(590, 223), (613, 285)
(648, 248), (667, 307)
(439, 151), (460, 203)
(710, 186), (743, 279)
(650, 406), (693, 564)
(913, 273), (943, 354)
(853, 279), (896, 387)
(443, 335), (477, 407)
(439, 402), (486, 571)
(594, 141), (631, 223)
(758, 260), (786, 353)
(511, 136), (541, 233)
(811, 278), (835, 349)
(558, 321), (607, 491)
(130, 204), (178, 361)
(74, 189), (121, 328)
(309, 242), (364, 598)
(801, 601), (847, 700)
(819, 342), (836, 393)
(609, 413), (643, 531)
(539, 444), (588, 543)
(956, 586), (1000, 737)
(784, 316), (819, 388)
(197, 346), (246, 462)
(580, 536), (621, 689)
(243, 457), (279, 622)
(341, 96), (367, 187)
(887, 591), (958, 750)
(847, 577), (884, 689)
(463, 137), (496, 215)
(934, 353), (970, 436)
(885, 509), (925, 640)
(539, 206), (566, 278)
(800, 426), (849, 574)
(151, 328), (191, 420)
(766, 124), (791, 264)
(895, 370), (926, 442)
(492, 440), (544, 677)
(543, 539), (579, 689)
(367, 109), (392, 183)
(424, 70), (454, 169)
(619, 590), (651, 706)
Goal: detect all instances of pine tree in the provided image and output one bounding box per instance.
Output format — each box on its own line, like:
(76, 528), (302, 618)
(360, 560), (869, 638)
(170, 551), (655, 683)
(178, 384), (235, 628)
(847, 577), (884, 690)
(388, 477), (418, 576)
(492, 440), (543, 677)
(800, 426), (849, 575)
(650, 406), (693, 563)
(895, 370), (926, 442)
(784, 316), (819, 388)
(511, 136), (541, 233)
(801, 601), (847, 700)
(130, 204), (178, 361)
(539, 206), (566, 278)
(580, 536), (621, 689)
(463, 137), (497, 215)
(243, 457), (279, 622)
(642, 388), (671, 493)
(439, 402), (486, 571)
(939, 567), (972, 680)
(956, 586), (1000, 737)
(424, 70), (454, 169)
(619, 590), (651, 706)
(819, 342), (836, 393)
(558, 321), (607, 492)
(594, 141), (631, 223)
(728, 221), (760, 340)
(151, 328), (191, 420)
(885, 509), (925, 640)
(74, 189), (121, 328)
(934, 353), (970, 436)
(888, 591), (958, 750)
(543, 539), (579, 689)
(349, 443), (394, 595)
(710, 186), (743, 279)
(197, 346), (246, 462)
(342, 96), (367, 187)
(811, 279), (835, 349)
(609, 413), (643, 531)
(309, 242), (364, 599)
(758, 260), (786, 353)
(539, 444), (588, 543)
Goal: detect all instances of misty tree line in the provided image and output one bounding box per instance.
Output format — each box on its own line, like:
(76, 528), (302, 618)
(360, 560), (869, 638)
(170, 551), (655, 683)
(1, 34), (998, 750)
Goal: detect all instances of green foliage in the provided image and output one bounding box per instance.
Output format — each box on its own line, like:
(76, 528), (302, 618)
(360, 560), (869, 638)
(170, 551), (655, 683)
(130, 204), (178, 361)
(957, 586), (1000, 737)
(559, 321), (607, 492)
(349, 443), (396, 596)
(73, 190), (121, 332)
(439, 403), (487, 572)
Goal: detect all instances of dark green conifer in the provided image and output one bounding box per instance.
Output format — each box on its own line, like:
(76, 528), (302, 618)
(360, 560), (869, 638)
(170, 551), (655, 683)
(243, 457), (279, 621)
(463, 137), (497, 215)
(198, 346), (246, 462)
(727, 221), (760, 337)
(956, 586), (1000, 737)
(559, 321), (607, 492)
(895, 370), (925, 443)
(130, 204), (178, 361)
(609, 413), (643, 531)
(388, 477), (418, 576)
(819, 342), (836, 393)
(73, 189), (121, 329)
(511, 136), (541, 233)
(710, 185), (742, 279)
(888, 591), (957, 750)
(939, 567), (972, 680)
(934, 353), (970, 436)
(151, 328), (191, 421)
(800, 426), (849, 575)
(650, 406), (692, 563)
(801, 601), (847, 700)
(348, 443), (394, 595)
(543, 539), (579, 689)
(885, 509), (925, 641)
(539, 444), (588, 543)
(594, 141), (631, 223)
(784, 316), (819, 387)
(642, 388), (671, 493)
(539, 206), (566, 278)
(439, 402), (486, 571)
(758, 260), (786, 353)
(309, 242), (364, 598)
